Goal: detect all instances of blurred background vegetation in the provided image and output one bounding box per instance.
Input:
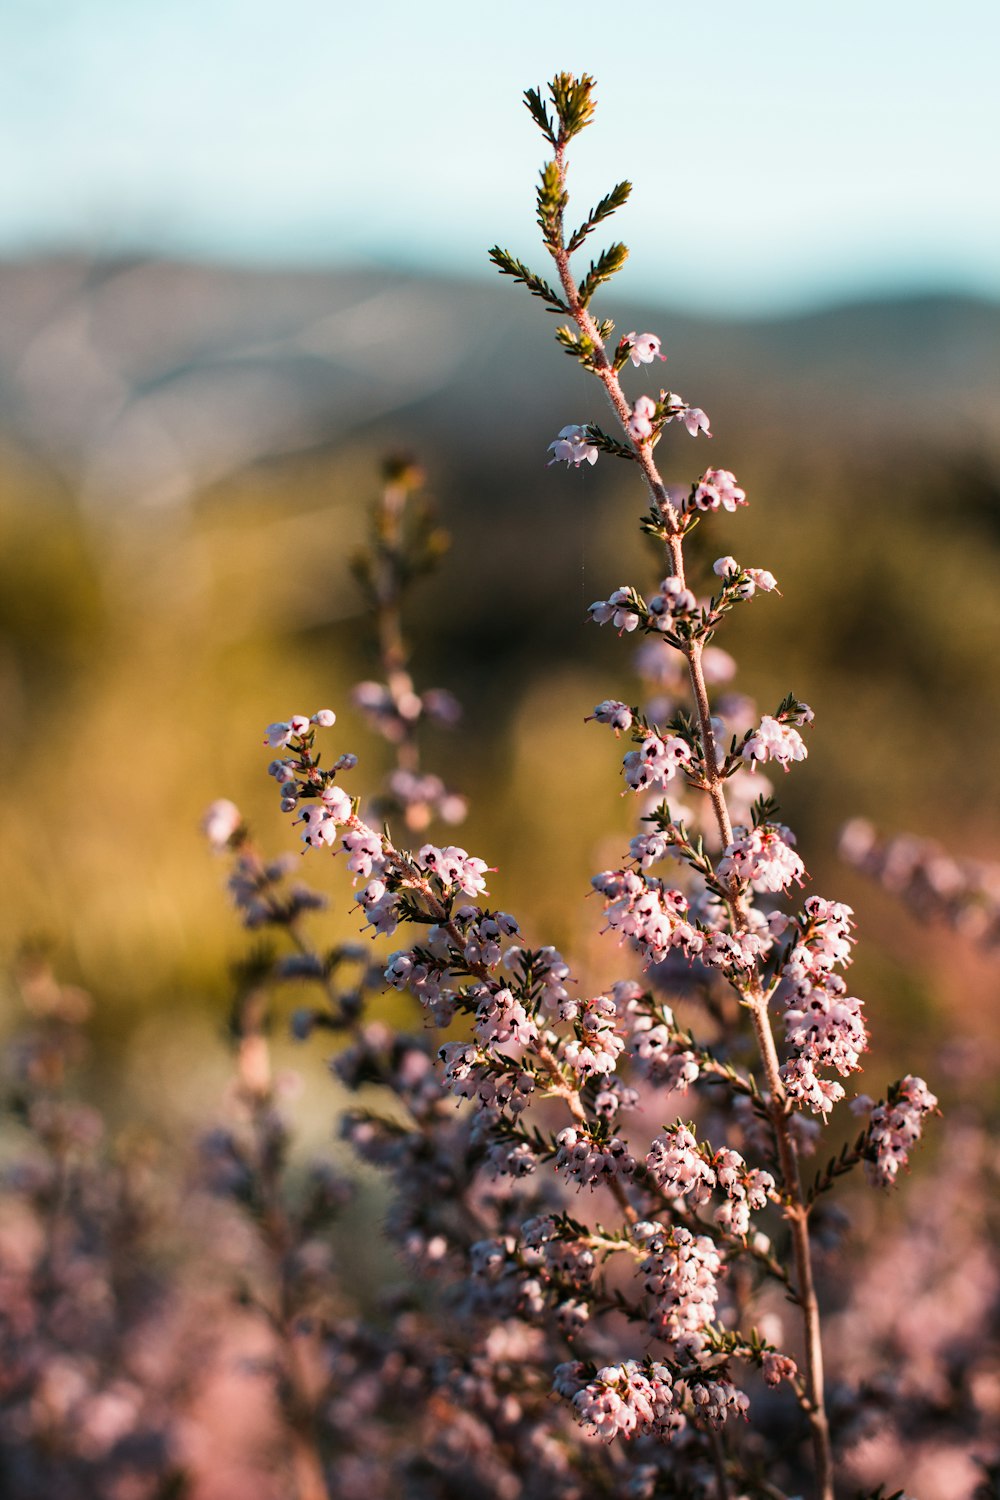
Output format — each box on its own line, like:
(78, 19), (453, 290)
(1, 256), (998, 1127)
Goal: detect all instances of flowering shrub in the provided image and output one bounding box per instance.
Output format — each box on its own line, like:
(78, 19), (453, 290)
(841, 818), (1000, 952)
(200, 75), (950, 1500)
(7, 70), (1000, 1500)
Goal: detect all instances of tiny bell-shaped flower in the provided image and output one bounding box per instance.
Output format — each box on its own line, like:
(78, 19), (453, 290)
(624, 331), (666, 367)
(202, 799), (242, 850)
(627, 395), (657, 442)
(548, 425), (598, 467)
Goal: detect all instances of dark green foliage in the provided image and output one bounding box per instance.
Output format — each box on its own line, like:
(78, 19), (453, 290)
(578, 242), (629, 308)
(536, 160), (567, 248)
(750, 795), (780, 827)
(547, 71), (598, 141)
(807, 1133), (867, 1204)
(775, 691), (812, 723)
(487, 246), (569, 314)
(522, 85), (557, 146)
(555, 320), (616, 370)
(586, 423), (637, 461)
(567, 181), (633, 253)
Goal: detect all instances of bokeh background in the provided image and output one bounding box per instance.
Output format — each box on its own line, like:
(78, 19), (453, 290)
(2, 0), (999, 1125)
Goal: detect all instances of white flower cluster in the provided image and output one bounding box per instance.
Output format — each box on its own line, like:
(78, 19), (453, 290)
(701, 926), (772, 973)
(588, 587), (643, 633)
(661, 392), (711, 438)
(780, 896), (868, 1116)
(691, 468), (746, 513)
(634, 1221), (723, 1353)
(588, 698), (634, 733)
(554, 1127), (636, 1189)
(629, 1013), (701, 1095)
(561, 996), (625, 1079)
(554, 1360), (683, 1443)
(742, 714), (808, 772)
(263, 710), (336, 748)
(592, 870), (703, 967)
(418, 843), (490, 897)
(857, 1075), (939, 1187)
(647, 575), (697, 626)
(438, 1043), (535, 1114)
(628, 829), (673, 869)
(690, 1378), (750, 1428)
(548, 424), (599, 467)
(646, 1125), (715, 1204)
(622, 733), (692, 793)
(645, 1126), (775, 1238)
(521, 1217), (596, 1288)
(473, 984), (538, 1050)
(712, 555), (778, 595)
(718, 823), (805, 893)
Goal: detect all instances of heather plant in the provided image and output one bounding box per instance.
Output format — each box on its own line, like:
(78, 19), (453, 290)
(0, 953), (189, 1500)
(201, 76), (953, 1500)
(841, 819), (1000, 953)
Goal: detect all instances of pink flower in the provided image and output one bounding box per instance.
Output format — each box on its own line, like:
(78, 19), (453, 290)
(621, 733), (692, 792)
(646, 1126), (715, 1204)
(863, 1075), (938, 1186)
(589, 588), (642, 633)
(781, 1056), (845, 1117)
(745, 568), (778, 593)
(419, 843), (490, 896)
(624, 331), (666, 367)
(648, 575), (696, 623)
(692, 468), (746, 512)
(297, 805), (339, 849)
(680, 406), (711, 437)
(719, 824), (805, 892)
(264, 720), (294, 748)
(662, 393), (712, 437)
(554, 1127), (636, 1188)
(548, 425), (598, 467)
(320, 783), (354, 821)
(202, 799), (241, 850)
(627, 395), (657, 441)
(742, 715), (808, 771)
(587, 699), (634, 732)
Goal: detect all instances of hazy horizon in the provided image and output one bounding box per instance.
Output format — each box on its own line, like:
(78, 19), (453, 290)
(3, 0), (999, 317)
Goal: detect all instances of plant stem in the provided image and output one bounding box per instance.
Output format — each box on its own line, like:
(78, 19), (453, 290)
(372, 477), (420, 776)
(548, 136), (834, 1500)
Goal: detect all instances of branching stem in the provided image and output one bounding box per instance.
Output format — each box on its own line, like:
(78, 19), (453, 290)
(548, 130), (834, 1500)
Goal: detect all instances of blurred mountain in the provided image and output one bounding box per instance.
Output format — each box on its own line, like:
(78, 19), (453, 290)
(1, 256), (998, 1038)
(1, 257), (997, 506)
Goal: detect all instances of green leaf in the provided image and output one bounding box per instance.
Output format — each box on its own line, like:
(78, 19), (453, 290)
(751, 794), (780, 828)
(488, 246), (569, 314)
(555, 323), (605, 371)
(549, 72), (597, 141)
(535, 160), (567, 247)
(577, 242), (629, 307)
(567, 181), (632, 252)
(586, 423), (637, 462)
(523, 85), (557, 146)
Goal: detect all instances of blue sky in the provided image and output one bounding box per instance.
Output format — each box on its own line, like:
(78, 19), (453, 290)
(2, 0), (998, 314)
